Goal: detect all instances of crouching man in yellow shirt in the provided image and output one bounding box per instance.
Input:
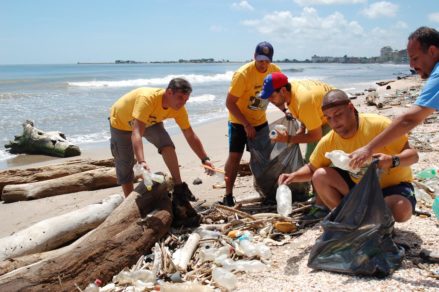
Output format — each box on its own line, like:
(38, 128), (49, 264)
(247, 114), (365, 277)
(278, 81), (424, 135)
(109, 78), (214, 227)
(278, 89), (418, 222)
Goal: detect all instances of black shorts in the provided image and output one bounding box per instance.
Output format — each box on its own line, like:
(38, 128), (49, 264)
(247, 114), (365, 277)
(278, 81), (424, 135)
(228, 121), (268, 153)
(334, 167), (417, 211)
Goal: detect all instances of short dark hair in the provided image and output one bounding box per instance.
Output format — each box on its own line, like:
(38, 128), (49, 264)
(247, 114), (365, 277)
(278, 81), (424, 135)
(167, 78), (192, 94)
(408, 26), (439, 52)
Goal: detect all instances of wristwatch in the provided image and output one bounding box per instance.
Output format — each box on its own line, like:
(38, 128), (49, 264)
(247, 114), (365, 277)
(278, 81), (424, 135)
(201, 156), (210, 164)
(391, 156), (400, 168)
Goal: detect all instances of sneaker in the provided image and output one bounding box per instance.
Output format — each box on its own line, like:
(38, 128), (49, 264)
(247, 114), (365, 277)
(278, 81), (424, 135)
(171, 195), (201, 227)
(173, 182), (197, 201)
(218, 194), (236, 207)
(301, 205), (330, 221)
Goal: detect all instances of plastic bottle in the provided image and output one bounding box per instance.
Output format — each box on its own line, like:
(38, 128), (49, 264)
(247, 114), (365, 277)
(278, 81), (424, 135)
(84, 279), (102, 292)
(325, 150), (360, 173)
(212, 267), (237, 291)
(276, 184), (292, 217)
(269, 124), (287, 139)
(217, 257), (267, 272)
(236, 231), (258, 257)
(415, 187), (434, 206)
(199, 245), (232, 263)
(432, 197), (439, 220)
(416, 168), (438, 180)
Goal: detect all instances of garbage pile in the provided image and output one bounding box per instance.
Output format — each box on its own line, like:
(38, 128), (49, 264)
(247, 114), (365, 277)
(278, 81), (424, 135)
(413, 167), (439, 219)
(86, 199), (314, 291)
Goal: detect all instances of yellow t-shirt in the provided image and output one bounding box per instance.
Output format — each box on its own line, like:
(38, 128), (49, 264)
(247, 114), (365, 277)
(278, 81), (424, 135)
(228, 61), (281, 126)
(310, 113), (413, 188)
(109, 88), (190, 131)
(288, 80), (335, 131)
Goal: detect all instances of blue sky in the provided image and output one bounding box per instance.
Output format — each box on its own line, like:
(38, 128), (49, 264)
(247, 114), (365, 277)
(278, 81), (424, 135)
(1, 0), (438, 64)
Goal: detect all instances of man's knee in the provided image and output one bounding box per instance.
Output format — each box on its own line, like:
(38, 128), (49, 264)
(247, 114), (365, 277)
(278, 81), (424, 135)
(385, 196), (413, 222)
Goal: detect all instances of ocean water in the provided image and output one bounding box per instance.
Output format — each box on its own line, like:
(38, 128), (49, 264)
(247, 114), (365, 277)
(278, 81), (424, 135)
(0, 62), (410, 162)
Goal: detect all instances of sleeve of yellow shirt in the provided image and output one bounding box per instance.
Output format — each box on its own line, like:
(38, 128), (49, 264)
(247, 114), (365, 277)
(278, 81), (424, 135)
(309, 136), (332, 169)
(228, 72), (246, 98)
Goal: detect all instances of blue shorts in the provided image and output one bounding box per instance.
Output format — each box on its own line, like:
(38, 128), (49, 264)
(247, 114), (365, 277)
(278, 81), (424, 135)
(334, 167), (417, 211)
(228, 121), (268, 153)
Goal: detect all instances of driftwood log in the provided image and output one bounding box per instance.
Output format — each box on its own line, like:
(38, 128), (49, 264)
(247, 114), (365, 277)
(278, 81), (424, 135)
(1, 167), (118, 202)
(0, 194), (124, 261)
(0, 158), (114, 194)
(5, 120), (81, 158)
(0, 181), (173, 291)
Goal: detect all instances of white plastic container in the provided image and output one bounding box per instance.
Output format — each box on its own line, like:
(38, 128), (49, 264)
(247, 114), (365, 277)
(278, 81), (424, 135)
(269, 124), (288, 139)
(276, 184), (292, 217)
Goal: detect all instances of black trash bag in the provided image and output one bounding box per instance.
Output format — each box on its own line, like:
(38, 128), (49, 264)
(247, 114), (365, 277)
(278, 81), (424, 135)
(307, 161), (404, 277)
(249, 117), (310, 203)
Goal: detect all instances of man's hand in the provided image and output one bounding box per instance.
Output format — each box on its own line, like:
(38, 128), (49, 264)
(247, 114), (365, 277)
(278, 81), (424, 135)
(373, 153), (392, 169)
(139, 160), (150, 172)
(244, 124), (256, 139)
(202, 159), (215, 176)
(278, 173), (295, 185)
(349, 146), (373, 169)
(271, 131), (289, 143)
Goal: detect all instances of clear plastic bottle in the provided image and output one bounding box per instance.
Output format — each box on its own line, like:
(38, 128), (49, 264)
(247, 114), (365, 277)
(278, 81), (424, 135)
(415, 187), (434, 206)
(212, 267), (237, 291)
(269, 124), (287, 139)
(84, 279), (102, 292)
(218, 257), (267, 272)
(199, 245), (232, 263)
(237, 231), (257, 257)
(416, 168), (438, 180)
(325, 150), (359, 173)
(276, 184), (292, 217)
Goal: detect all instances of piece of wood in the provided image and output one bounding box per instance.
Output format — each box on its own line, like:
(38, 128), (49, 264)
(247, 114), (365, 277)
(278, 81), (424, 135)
(0, 194), (124, 262)
(1, 167), (118, 202)
(0, 181), (173, 291)
(0, 158), (114, 194)
(5, 120), (81, 158)
(172, 232), (201, 271)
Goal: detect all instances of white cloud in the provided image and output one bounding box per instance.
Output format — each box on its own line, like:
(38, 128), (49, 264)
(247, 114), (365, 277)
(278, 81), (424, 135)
(428, 12), (439, 23)
(231, 1), (254, 11)
(242, 7), (407, 59)
(294, 0), (365, 5)
(362, 1), (398, 18)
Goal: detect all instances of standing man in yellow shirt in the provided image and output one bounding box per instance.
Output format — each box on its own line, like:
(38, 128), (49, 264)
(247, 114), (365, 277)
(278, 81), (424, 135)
(222, 42), (281, 206)
(109, 78), (214, 226)
(260, 72), (334, 162)
(278, 89), (418, 222)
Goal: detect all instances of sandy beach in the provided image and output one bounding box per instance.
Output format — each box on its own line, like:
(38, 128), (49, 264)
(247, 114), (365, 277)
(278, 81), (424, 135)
(0, 76), (438, 291)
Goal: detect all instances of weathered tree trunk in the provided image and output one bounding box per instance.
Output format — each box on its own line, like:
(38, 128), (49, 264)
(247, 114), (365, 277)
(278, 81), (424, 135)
(4, 120), (81, 157)
(2, 167), (118, 202)
(0, 194), (124, 261)
(0, 158), (114, 194)
(0, 181), (173, 291)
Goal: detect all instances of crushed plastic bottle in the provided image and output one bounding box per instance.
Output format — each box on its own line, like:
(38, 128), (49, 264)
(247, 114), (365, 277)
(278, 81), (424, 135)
(416, 168), (438, 180)
(216, 257), (267, 272)
(84, 279), (102, 292)
(276, 184), (292, 217)
(325, 150), (361, 174)
(133, 163), (165, 191)
(269, 124), (288, 139)
(415, 187), (434, 206)
(160, 282), (214, 292)
(236, 231), (257, 257)
(432, 197), (439, 220)
(212, 267), (237, 291)
(199, 244), (232, 263)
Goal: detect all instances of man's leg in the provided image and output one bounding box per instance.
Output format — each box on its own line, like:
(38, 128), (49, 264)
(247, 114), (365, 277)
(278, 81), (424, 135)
(225, 151), (244, 195)
(384, 195), (413, 222)
(382, 183), (415, 222)
(312, 167), (351, 210)
(161, 145), (182, 185)
(110, 126), (135, 197)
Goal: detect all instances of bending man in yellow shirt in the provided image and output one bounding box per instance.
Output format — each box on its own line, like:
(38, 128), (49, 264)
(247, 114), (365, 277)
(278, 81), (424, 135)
(109, 78), (213, 226)
(260, 72), (334, 162)
(278, 89), (418, 222)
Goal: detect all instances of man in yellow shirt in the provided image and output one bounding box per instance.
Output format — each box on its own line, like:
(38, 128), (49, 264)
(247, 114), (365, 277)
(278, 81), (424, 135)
(109, 78), (213, 226)
(260, 72), (334, 161)
(222, 41), (281, 206)
(278, 89), (418, 222)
